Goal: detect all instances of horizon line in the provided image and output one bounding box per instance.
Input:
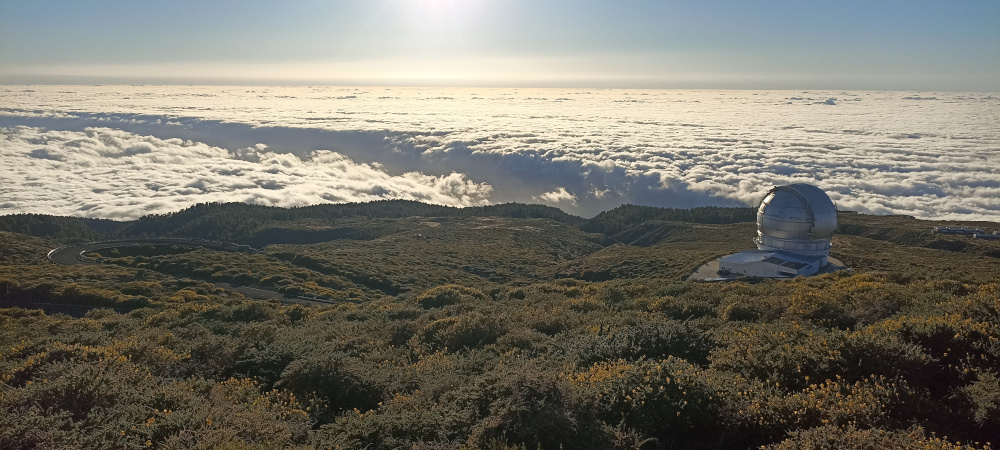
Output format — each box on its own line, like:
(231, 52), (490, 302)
(3, 82), (997, 94)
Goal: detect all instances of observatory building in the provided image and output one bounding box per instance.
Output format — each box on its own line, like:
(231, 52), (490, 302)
(717, 183), (838, 278)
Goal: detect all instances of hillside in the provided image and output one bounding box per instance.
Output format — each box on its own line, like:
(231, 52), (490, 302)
(0, 200), (582, 244)
(2, 203), (1000, 449)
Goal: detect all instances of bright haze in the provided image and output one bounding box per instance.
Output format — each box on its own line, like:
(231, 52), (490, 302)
(1, 1), (998, 220)
(2, 1), (998, 90)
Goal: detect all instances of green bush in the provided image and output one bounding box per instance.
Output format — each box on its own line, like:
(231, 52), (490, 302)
(277, 353), (384, 424)
(567, 357), (722, 448)
(415, 284), (488, 309)
(461, 368), (608, 449)
(709, 322), (847, 390)
(0, 342), (310, 449)
(560, 313), (713, 365)
(315, 391), (464, 449)
(765, 424), (988, 449)
(415, 313), (508, 351)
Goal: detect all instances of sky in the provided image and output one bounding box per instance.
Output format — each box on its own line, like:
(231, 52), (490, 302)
(1, 0), (999, 90)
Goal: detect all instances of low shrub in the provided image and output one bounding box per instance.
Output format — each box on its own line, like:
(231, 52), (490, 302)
(415, 285), (488, 309)
(415, 313), (508, 351)
(765, 424), (988, 449)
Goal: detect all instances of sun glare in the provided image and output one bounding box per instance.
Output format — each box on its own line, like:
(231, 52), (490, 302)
(396, 0), (488, 28)
(413, 0), (451, 13)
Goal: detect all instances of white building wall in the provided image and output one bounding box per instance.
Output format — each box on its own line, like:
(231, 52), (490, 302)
(720, 261), (784, 278)
(719, 256), (822, 278)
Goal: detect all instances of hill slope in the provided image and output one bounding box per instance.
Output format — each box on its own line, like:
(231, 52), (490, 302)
(2, 203), (1000, 449)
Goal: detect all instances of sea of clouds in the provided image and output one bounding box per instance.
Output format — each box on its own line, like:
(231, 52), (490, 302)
(1, 86), (998, 221)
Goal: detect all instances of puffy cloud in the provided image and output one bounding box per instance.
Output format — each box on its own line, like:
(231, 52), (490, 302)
(534, 187), (577, 206)
(1, 86), (998, 220)
(0, 126), (492, 220)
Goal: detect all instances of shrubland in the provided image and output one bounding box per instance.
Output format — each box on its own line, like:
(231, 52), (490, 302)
(2, 202), (999, 449)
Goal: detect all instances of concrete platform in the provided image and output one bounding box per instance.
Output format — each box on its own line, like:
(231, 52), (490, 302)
(688, 256), (844, 281)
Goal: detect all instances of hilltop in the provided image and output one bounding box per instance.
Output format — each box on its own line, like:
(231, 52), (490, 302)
(1, 202), (999, 449)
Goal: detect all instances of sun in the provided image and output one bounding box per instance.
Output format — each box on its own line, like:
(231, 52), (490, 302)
(412, 0), (452, 13)
(389, 0), (491, 47)
(397, 0), (489, 25)
(409, 0), (465, 12)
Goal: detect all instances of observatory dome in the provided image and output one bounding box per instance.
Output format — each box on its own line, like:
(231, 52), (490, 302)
(754, 183), (838, 259)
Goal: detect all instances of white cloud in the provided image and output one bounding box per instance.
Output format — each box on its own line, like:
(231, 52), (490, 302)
(1, 86), (999, 221)
(534, 187), (577, 206)
(0, 126), (492, 220)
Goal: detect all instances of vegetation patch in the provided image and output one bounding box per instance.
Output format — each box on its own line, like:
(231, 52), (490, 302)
(2, 203), (999, 448)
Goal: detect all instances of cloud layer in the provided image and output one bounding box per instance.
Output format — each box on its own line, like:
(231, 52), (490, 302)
(0, 126), (491, 219)
(2, 86), (998, 220)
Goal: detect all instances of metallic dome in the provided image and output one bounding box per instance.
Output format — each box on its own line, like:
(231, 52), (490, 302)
(754, 183), (838, 257)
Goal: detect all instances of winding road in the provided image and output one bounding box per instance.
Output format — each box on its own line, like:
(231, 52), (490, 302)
(47, 238), (250, 265)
